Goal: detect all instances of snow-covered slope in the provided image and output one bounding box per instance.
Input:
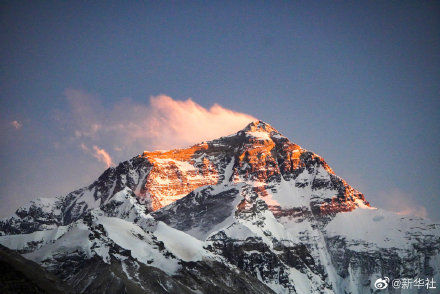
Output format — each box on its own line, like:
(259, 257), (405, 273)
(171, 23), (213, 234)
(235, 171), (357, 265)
(1, 121), (439, 294)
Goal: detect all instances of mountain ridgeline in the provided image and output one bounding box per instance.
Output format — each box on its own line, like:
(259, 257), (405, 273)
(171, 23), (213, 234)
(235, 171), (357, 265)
(1, 121), (439, 294)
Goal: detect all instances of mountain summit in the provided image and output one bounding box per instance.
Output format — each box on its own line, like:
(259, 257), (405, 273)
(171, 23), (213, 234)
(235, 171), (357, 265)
(1, 121), (439, 293)
(139, 120), (369, 213)
(242, 120), (280, 133)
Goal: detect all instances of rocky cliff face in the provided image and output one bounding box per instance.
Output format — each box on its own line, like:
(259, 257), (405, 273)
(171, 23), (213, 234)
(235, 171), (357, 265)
(1, 121), (439, 294)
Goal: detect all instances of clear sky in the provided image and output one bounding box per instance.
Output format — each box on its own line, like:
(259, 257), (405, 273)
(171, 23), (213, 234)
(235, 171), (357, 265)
(1, 1), (439, 220)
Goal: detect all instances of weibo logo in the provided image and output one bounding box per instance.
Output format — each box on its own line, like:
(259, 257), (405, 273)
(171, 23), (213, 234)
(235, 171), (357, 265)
(374, 277), (390, 289)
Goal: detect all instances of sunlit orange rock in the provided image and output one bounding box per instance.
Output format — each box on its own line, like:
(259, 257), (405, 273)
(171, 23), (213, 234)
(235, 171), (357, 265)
(132, 121), (369, 215)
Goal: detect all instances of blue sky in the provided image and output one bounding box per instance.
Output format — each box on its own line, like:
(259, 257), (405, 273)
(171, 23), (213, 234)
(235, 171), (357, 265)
(1, 1), (439, 220)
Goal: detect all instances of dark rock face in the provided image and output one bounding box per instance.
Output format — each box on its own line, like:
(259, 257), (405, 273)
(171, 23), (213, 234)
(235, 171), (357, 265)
(0, 245), (73, 294)
(152, 186), (240, 238)
(39, 235), (275, 294)
(206, 235), (316, 293)
(57, 256), (192, 294)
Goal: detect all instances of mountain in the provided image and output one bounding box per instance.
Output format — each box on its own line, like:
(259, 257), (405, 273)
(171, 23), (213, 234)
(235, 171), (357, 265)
(1, 121), (439, 293)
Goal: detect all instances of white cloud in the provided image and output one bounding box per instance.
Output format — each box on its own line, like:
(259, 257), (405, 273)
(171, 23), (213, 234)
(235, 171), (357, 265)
(80, 143), (89, 152)
(143, 95), (257, 147)
(79, 143), (114, 168)
(377, 188), (428, 218)
(92, 145), (114, 168)
(64, 90), (257, 158)
(10, 120), (23, 130)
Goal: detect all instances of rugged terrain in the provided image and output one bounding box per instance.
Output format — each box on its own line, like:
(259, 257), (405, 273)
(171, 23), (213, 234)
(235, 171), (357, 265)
(1, 121), (439, 293)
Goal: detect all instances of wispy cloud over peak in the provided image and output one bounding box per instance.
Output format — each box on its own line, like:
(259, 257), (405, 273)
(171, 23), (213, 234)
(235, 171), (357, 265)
(377, 188), (428, 219)
(79, 143), (114, 168)
(146, 95), (257, 147)
(63, 90), (256, 159)
(92, 145), (114, 168)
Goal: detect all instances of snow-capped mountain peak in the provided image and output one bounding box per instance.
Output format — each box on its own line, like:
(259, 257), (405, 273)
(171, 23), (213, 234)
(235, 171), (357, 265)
(1, 121), (438, 294)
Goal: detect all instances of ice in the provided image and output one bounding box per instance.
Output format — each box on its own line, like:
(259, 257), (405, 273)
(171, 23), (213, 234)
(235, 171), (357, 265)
(17, 197), (61, 214)
(77, 187), (100, 209)
(0, 226), (68, 251)
(25, 222), (94, 263)
(154, 221), (206, 262)
(324, 208), (438, 250)
(246, 131), (271, 141)
(354, 198), (376, 209)
(97, 215), (180, 274)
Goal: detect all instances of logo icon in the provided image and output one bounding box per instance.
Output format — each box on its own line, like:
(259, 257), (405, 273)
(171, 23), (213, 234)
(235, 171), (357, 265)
(374, 277), (390, 289)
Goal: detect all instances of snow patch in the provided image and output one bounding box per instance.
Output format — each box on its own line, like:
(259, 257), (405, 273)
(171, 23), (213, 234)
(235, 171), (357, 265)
(154, 221), (206, 262)
(246, 131), (271, 141)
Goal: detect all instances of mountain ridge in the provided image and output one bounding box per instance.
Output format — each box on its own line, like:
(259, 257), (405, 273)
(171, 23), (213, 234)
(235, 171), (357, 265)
(0, 120), (438, 293)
